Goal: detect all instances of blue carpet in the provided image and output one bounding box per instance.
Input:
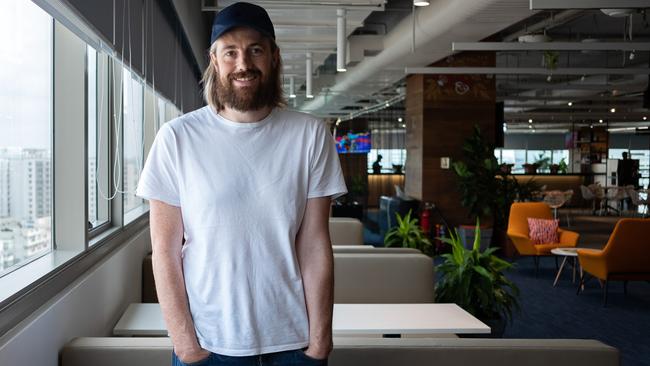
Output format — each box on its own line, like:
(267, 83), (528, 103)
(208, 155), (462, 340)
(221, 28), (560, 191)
(501, 257), (650, 366)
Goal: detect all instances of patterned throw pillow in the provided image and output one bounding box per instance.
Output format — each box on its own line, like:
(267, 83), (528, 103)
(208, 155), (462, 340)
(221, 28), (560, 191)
(527, 218), (559, 245)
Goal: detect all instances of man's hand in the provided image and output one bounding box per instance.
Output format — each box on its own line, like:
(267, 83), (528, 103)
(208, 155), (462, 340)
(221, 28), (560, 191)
(176, 345), (211, 364)
(303, 340), (333, 360)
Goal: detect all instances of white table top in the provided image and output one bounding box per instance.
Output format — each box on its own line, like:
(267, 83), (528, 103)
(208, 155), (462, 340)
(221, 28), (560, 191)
(113, 303), (490, 337)
(332, 303), (490, 335)
(551, 248), (581, 257)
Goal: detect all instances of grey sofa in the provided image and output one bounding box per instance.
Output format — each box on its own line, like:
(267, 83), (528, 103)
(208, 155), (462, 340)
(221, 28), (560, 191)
(61, 337), (619, 366)
(329, 217), (364, 246)
(144, 252), (435, 304)
(333, 253), (435, 303)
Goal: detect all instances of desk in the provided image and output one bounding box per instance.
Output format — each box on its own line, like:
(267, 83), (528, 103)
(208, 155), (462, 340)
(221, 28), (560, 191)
(113, 303), (490, 337)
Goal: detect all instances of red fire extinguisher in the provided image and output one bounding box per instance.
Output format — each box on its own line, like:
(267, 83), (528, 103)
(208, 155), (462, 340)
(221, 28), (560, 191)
(420, 202), (432, 237)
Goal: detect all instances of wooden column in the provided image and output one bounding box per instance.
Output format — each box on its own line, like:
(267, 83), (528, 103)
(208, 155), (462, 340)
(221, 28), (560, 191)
(405, 52), (496, 227)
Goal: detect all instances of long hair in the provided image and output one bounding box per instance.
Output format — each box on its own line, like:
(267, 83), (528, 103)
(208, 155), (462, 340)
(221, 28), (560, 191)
(202, 38), (285, 112)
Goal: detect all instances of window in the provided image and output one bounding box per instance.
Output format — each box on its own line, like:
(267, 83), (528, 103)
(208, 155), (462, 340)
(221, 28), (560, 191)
(495, 149), (568, 174)
(122, 68), (145, 223)
(527, 150), (552, 173)
(87, 46), (110, 231)
(0, 0), (53, 276)
(157, 97), (166, 130)
(609, 149), (650, 189)
(367, 149), (407, 174)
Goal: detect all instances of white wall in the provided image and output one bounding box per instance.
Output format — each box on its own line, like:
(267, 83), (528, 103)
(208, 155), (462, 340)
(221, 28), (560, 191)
(0, 228), (150, 366)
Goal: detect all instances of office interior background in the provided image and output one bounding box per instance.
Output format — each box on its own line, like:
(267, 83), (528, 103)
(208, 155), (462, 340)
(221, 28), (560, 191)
(0, 0), (649, 365)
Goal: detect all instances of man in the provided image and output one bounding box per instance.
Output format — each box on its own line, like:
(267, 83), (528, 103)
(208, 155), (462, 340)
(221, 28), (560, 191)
(136, 3), (347, 365)
(617, 151), (639, 188)
(372, 154), (382, 174)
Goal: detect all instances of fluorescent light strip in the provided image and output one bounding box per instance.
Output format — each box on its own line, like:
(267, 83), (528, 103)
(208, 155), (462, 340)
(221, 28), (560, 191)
(452, 42), (650, 52)
(529, 0), (650, 9)
(405, 67), (650, 75)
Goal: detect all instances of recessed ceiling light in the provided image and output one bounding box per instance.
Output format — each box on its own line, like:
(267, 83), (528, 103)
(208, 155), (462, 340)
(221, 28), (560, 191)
(528, 125), (532, 129)
(644, 116), (648, 121)
(401, 124), (406, 128)
(590, 124), (594, 129)
(599, 119), (603, 123)
(532, 129), (536, 133)
(385, 103), (390, 107)
(610, 108), (616, 113)
(528, 119), (533, 123)
(398, 117), (403, 122)
(568, 102), (573, 106)
(413, 0), (430, 6)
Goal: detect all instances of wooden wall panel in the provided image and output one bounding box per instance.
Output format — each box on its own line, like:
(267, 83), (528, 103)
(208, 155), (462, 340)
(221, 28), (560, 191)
(405, 52), (497, 227)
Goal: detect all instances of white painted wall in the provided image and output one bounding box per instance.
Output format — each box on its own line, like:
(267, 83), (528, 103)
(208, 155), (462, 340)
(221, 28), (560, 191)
(0, 228), (151, 366)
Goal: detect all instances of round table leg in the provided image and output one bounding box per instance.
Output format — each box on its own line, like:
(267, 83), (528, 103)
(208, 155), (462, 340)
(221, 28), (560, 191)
(553, 256), (568, 287)
(572, 257), (576, 283)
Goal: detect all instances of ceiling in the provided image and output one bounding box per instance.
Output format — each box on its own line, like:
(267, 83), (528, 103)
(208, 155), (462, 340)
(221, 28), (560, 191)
(177, 0), (650, 133)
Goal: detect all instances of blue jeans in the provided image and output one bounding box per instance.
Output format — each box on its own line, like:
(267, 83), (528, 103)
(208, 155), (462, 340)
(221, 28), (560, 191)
(171, 349), (327, 366)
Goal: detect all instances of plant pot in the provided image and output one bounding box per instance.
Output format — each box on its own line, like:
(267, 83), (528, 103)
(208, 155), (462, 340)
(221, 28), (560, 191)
(458, 225), (493, 251)
(499, 163), (514, 174)
(523, 164), (538, 175)
(549, 164), (560, 174)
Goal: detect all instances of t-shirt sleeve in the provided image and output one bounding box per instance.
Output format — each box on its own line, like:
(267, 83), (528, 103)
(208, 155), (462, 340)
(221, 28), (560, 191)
(135, 124), (181, 207)
(307, 121), (347, 200)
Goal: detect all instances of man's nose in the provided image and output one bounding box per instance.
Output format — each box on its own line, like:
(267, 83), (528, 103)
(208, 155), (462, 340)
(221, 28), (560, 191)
(236, 52), (253, 71)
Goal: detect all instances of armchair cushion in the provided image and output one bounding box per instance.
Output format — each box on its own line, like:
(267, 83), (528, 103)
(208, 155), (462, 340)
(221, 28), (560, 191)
(527, 218), (559, 245)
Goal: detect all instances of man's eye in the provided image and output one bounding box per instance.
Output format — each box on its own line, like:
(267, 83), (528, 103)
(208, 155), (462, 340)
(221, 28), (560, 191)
(251, 48), (263, 55)
(225, 51), (236, 57)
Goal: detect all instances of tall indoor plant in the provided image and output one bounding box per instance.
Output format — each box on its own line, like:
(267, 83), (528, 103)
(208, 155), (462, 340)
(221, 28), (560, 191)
(452, 125), (501, 248)
(436, 221), (520, 336)
(452, 125), (538, 249)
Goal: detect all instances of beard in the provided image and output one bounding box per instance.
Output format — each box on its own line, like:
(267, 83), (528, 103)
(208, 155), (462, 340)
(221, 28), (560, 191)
(216, 67), (278, 112)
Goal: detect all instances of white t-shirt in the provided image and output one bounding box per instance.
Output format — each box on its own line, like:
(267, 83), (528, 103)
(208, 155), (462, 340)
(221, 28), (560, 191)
(135, 106), (347, 356)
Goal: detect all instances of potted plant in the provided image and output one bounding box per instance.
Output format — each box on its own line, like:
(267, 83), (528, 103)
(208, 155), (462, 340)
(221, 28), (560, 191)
(499, 163), (514, 174)
(384, 210), (432, 255)
(452, 125), (500, 249)
(558, 158), (568, 174)
(534, 153), (551, 173)
(522, 163), (539, 175)
(435, 221), (520, 337)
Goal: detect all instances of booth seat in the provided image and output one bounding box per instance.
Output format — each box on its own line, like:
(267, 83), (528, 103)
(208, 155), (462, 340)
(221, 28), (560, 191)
(329, 217), (364, 246)
(333, 253), (434, 303)
(143, 252), (434, 304)
(61, 337), (619, 366)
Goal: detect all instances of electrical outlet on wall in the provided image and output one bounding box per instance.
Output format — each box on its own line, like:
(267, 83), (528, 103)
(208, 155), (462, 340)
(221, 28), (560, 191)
(440, 157), (450, 169)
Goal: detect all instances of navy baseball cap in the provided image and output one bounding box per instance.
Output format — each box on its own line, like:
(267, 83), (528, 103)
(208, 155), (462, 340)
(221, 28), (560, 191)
(210, 2), (276, 45)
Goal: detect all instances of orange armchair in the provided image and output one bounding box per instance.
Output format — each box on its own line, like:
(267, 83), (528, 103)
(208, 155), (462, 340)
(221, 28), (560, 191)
(577, 218), (650, 305)
(507, 202), (579, 274)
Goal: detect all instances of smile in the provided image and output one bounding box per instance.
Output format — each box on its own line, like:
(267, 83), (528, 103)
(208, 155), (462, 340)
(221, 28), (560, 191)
(233, 76), (256, 81)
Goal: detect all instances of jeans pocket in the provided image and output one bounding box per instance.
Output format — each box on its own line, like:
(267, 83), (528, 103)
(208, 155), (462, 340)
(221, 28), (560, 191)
(297, 349), (327, 364)
(172, 351), (212, 366)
